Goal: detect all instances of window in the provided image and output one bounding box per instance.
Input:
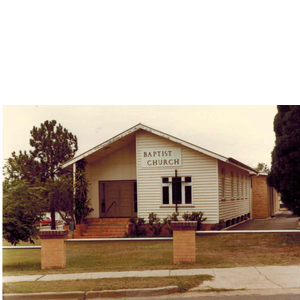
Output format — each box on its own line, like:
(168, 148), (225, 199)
(162, 176), (192, 205)
(134, 182), (138, 213)
(231, 171), (234, 198)
(241, 175), (244, 198)
(221, 168), (225, 199)
(237, 173), (239, 198)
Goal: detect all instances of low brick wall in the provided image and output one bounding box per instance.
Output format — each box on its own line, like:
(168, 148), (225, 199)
(63, 224), (87, 238)
(39, 230), (68, 270)
(171, 221), (197, 264)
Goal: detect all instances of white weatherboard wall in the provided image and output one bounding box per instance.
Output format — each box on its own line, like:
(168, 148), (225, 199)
(86, 142), (137, 218)
(218, 161), (251, 221)
(136, 130), (219, 224)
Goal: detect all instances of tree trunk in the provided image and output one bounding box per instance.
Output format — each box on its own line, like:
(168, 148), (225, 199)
(50, 201), (56, 230)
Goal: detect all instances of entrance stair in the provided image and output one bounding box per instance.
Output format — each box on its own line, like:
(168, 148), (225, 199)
(81, 218), (130, 238)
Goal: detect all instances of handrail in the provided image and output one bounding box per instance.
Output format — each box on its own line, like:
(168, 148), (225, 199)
(102, 201), (117, 219)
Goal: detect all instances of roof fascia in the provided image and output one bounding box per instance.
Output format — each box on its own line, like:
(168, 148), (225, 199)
(226, 158), (258, 174)
(63, 123), (232, 169)
(62, 124), (142, 168)
(139, 124), (228, 162)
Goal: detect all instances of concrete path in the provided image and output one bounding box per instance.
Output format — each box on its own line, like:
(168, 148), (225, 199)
(193, 266), (300, 291)
(229, 211), (299, 231)
(4, 265), (300, 291)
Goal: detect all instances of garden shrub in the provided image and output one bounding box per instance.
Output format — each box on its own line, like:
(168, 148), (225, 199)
(181, 211), (207, 230)
(148, 213), (165, 236)
(163, 212), (179, 234)
(128, 217), (147, 237)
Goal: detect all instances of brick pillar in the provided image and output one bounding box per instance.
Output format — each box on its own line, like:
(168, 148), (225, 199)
(39, 230), (68, 270)
(171, 221), (197, 264)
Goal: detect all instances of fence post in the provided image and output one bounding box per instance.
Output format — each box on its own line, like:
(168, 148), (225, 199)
(39, 230), (68, 270)
(171, 221), (197, 264)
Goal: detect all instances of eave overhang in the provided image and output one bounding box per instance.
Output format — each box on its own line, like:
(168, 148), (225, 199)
(62, 123), (256, 174)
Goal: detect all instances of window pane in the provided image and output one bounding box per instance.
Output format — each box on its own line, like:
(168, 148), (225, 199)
(134, 182), (137, 192)
(185, 177), (191, 183)
(162, 177), (169, 183)
(172, 177), (182, 204)
(134, 194), (138, 212)
(134, 182), (137, 212)
(163, 186), (169, 204)
(185, 186), (192, 204)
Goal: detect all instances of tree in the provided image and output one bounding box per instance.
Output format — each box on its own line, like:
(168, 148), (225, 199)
(74, 159), (94, 224)
(255, 162), (270, 173)
(267, 105), (300, 216)
(3, 179), (45, 245)
(45, 173), (75, 224)
(4, 120), (78, 229)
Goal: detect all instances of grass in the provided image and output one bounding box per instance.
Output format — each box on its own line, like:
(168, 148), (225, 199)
(3, 275), (212, 294)
(3, 233), (300, 276)
(3, 238), (41, 246)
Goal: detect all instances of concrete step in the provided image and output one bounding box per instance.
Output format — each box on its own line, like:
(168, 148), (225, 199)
(81, 233), (126, 238)
(89, 218), (130, 224)
(82, 218), (130, 238)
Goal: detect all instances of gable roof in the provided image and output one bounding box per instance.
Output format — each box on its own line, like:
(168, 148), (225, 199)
(62, 123), (257, 173)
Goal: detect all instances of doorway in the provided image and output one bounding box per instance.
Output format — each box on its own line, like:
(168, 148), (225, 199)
(99, 180), (137, 218)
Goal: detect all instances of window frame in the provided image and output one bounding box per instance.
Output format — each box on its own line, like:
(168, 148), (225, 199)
(161, 176), (193, 206)
(241, 174), (244, 199)
(221, 168), (225, 199)
(231, 171), (234, 199)
(236, 173), (240, 199)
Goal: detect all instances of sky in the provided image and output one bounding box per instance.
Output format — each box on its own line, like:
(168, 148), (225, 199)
(2, 105), (277, 170)
(1, 2), (299, 172)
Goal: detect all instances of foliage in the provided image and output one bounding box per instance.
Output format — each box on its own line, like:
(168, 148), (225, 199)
(3, 120), (78, 229)
(74, 159), (94, 224)
(267, 105), (300, 216)
(4, 120), (78, 183)
(3, 179), (45, 245)
(128, 217), (147, 237)
(255, 162), (270, 173)
(45, 173), (74, 223)
(210, 219), (225, 231)
(181, 211), (207, 230)
(163, 212), (179, 234)
(148, 213), (165, 236)
(3, 151), (39, 184)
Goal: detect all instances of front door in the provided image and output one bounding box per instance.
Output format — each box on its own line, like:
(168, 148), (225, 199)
(99, 180), (137, 218)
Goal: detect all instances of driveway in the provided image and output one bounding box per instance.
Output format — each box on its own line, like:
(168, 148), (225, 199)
(229, 210), (299, 230)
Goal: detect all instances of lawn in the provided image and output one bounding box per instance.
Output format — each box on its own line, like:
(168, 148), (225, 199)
(3, 275), (212, 294)
(3, 233), (300, 276)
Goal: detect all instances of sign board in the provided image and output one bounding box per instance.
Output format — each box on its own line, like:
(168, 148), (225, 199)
(141, 148), (181, 167)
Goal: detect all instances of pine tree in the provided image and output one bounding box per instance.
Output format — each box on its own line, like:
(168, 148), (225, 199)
(4, 120), (78, 229)
(267, 105), (300, 216)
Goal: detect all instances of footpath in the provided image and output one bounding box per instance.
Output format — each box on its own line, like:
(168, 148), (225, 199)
(3, 265), (300, 299)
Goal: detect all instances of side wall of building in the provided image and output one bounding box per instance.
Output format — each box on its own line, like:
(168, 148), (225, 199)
(136, 130), (219, 224)
(218, 161), (251, 222)
(86, 142), (137, 218)
(252, 175), (269, 218)
(252, 174), (280, 219)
